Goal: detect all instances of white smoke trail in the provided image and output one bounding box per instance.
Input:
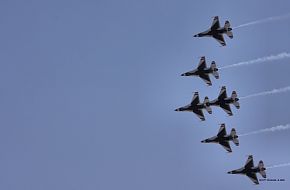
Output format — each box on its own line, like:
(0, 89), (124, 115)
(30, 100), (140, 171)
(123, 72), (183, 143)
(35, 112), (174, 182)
(240, 86), (290, 100)
(219, 52), (290, 69)
(239, 124), (290, 137)
(233, 13), (290, 29)
(267, 163), (290, 169)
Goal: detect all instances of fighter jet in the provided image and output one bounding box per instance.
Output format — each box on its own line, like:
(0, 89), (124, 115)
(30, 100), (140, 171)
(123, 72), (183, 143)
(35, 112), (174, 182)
(175, 92), (211, 121)
(228, 155), (266, 185)
(181, 56), (219, 86)
(193, 16), (233, 46)
(209, 86), (240, 116)
(201, 123), (239, 152)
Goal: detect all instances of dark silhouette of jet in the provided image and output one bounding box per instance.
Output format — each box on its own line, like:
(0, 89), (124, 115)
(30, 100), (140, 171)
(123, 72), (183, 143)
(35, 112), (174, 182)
(181, 56), (219, 86)
(209, 86), (240, 116)
(193, 16), (233, 46)
(175, 92), (211, 121)
(201, 123), (239, 152)
(228, 155), (266, 185)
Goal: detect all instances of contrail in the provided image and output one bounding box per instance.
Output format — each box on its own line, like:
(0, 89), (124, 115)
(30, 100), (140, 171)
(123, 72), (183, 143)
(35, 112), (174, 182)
(239, 124), (290, 137)
(240, 86), (290, 100)
(219, 52), (290, 69)
(267, 163), (290, 169)
(233, 13), (290, 29)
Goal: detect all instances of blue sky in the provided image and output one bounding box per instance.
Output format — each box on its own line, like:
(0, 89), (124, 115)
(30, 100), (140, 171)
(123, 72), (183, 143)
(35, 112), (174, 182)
(0, 0), (290, 189)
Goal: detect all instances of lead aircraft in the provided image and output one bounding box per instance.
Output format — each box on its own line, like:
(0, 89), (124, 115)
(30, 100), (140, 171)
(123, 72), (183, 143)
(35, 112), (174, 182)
(193, 16), (233, 46)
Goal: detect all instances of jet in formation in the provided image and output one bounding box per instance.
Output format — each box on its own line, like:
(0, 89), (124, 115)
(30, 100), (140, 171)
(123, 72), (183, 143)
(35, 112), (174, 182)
(201, 123), (239, 152)
(228, 155), (266, 185)
(193, 16), (233, 46)
(181, 56), (219, 86)
(175, 92), (211, 121)
(209, 86), (240, 116)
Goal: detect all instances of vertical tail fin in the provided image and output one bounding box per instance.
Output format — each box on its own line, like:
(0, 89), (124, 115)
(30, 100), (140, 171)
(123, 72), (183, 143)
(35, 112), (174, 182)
(224, 21), (233, 39)
(231, 128), (239, 146)
(258, 161), (267, 178)
(210, 61), (219, 79)
(204, 96), (212, 114)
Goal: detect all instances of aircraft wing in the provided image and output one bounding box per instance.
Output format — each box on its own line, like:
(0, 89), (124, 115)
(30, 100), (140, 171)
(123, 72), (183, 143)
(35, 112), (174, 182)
(191, 92), (200, 105)
(199, 73), (212, 85)
(193, 109), (205, 121)
(217, 124), (227, 137)
(213, 34), (226, 46)
(246, 173), (259, 185)
(219, 140), (232, 152)
(218, 86), (227, 99)
(220, 104), (233, 116)
(245, 155), (254, 169)
(211, 16), (220, 30)
(197, 57), (206, 70)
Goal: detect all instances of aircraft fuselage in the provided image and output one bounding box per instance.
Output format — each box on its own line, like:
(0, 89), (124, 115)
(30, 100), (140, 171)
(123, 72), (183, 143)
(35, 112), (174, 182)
(210, 97), (236, 106)
(229, 167), (265, 175)
(176, 103), (205, 112)
(182, 68), (215, 77)
(196, 27), (232, 37)
(203, 135), (236, 143)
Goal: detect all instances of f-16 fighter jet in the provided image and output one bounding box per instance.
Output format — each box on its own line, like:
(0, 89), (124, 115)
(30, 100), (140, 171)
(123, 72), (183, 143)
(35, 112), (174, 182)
(209, 86), (240, 116)
(175, 92), (211, 121)
(228, 155), (266, 185)
(201, 123), (239, 152)
(193, 16), (233, 46)
(181, 56), (219, 86)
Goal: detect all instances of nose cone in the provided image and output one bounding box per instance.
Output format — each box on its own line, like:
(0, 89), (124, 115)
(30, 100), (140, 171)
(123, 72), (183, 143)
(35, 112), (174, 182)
(174, 108), (179, 112)
(228, 27), (232, 31)
(193, 34), (198, 37)
(201, 140), (206, 143)
(236, 98), (239, 101)
(227, 171), (232, 174)
(181, 73), (186, 76)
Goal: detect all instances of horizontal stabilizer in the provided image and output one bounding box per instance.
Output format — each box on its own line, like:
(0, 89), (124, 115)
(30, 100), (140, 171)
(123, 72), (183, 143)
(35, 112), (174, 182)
(231, 128), (239, 146)
(210, 61), (219, 79)
(227, 31), (233, 39)
(258, 161), (266, 178)
(233, 101), (240, 109)
(224, 21), (233, 38)
(204, 96), (212, 114)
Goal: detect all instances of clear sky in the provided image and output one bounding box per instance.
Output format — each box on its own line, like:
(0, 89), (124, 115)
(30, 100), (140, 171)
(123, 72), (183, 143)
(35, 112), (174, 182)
(0, 0), (290, 189)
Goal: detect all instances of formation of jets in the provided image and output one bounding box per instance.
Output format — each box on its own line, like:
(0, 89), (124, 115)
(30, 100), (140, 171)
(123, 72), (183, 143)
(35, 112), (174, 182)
(175, 86), (239, 120)
(175, 16), (268, 185)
